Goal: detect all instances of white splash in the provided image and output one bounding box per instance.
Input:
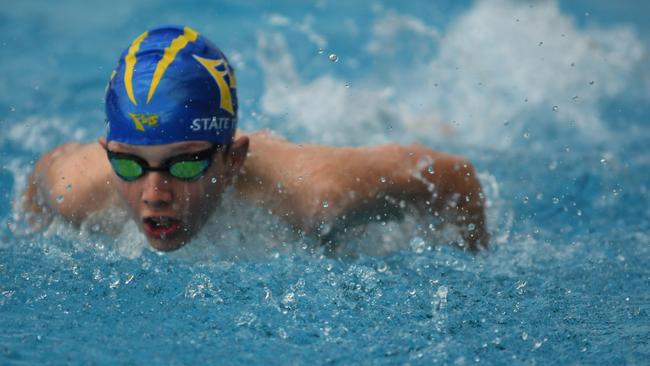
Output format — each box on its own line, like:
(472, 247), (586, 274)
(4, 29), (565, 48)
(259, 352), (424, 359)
(258, 0), (646, 150)
(406, 0), (645, 148)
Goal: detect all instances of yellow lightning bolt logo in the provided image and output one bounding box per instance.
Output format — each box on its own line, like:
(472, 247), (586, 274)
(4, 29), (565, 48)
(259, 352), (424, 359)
(122, 26), (199, 107)
(193, 55), (237, 115)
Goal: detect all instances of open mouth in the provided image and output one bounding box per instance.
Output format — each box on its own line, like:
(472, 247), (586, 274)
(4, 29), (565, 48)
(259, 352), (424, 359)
(142, 216), (182, 239)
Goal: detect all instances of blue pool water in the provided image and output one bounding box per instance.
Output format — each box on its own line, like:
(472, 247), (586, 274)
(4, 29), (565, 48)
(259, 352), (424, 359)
(1, 1), (649, 364)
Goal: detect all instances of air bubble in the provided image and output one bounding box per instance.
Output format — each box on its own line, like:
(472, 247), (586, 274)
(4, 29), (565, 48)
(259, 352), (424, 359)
(552, 106), (559, 112)
(379, 176), (386, 183)
(66, 184), (72, 191)
(523, 132), (530, 139)
(344, 82), (350, 88)
(322, 200), (329, 208)
(552, 197), (560, 204)
(589, 81), (595, 85)
(427, 166), (434, 175)
(318, 48), (324, 54)
(328, 53), (338, 62)
(56, 195), (64, 203)
(211, 177), (217, 183)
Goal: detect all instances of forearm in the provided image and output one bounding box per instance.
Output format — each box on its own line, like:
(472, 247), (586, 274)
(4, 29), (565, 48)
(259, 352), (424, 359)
(386, 145), (489, 250)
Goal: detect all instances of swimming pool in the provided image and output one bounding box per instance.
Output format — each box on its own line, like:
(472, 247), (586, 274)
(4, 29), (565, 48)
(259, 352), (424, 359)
(1, 0), (649, 364)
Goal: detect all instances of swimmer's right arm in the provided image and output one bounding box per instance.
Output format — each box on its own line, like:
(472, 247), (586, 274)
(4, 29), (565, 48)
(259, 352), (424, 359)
(23, 142), (117, 225)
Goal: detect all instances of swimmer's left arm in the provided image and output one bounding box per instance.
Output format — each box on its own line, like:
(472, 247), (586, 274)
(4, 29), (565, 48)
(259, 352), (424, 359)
(236, 135), (488, 250)
(335, 144), (489, 250)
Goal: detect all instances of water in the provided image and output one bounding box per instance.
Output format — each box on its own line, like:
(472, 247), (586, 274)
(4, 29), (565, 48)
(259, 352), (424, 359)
(2, 0), (650, 364)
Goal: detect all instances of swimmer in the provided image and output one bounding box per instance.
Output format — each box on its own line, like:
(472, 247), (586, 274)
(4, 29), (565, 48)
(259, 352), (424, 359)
(22, 25), (488, 252)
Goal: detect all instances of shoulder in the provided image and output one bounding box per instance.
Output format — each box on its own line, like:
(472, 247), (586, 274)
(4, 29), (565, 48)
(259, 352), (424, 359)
(24, 141), (118, 224)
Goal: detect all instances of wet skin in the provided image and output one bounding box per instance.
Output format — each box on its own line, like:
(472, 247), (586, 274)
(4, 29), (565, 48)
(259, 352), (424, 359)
(100, 139), (246, 251)
(23, 131), (488, 251)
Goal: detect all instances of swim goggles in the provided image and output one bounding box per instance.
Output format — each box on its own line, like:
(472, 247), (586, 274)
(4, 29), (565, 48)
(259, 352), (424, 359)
(106, 145), (223, 181)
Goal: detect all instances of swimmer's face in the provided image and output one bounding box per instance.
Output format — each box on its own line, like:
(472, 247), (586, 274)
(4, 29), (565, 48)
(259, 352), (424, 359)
(99, 137), (248, 251)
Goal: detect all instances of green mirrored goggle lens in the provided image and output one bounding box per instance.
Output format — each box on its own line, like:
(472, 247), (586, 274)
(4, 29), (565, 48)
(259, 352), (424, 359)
(169, 160), (210, 180)
(111, 158), (143, 180)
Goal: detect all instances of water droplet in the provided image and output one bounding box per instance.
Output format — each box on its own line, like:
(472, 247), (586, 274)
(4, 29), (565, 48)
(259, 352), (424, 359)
(318, 48), (324, 54)
(589, 80), (595, 85)
(538, 41), (543, 46)
(523, 132), (530, 139)
(570, 62), (575, 67)
(10, 106), (16, 112)
(600, 158), (607, 164)
(522, 332), (528, 341)
(572, 95), (579, 101)
(467, 223), (476, 231)
(408, 288), (417, 296)
(503, 120), (510, 126)
(211, 177), (217, 183)
(552, 105), (559, 112)
(56, 195), (64, 203)
(328, 53), (338, 62)
(379, 176), (386, 183)
(409, 237), (426, 253)
(436, 285), (448, 299)
(524, 98), (528, 103)
(552, 197), (560, 204)
(522, 196), (529, 204)
(577, 209), (582, 216)
(427, 166), (434, 175)
(322, 200), (329, 208)
(377, 262), (388, 273)
(344, 82), (350, 88)
(65, 184), (72, 191)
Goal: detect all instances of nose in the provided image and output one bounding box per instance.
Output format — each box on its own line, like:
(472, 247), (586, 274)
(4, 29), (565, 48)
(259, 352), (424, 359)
(141, 172), (173, 208)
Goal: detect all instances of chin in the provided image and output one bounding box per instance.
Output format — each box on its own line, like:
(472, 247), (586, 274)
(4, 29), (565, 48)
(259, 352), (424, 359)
(147, 237), (189, 252)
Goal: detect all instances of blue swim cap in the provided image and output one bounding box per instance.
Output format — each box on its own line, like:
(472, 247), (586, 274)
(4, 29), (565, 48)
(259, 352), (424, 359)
(105, 25), (238, 145)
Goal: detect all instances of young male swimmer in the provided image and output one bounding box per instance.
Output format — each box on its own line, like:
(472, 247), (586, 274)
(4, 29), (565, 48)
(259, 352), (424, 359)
(23, 26), (488, 252)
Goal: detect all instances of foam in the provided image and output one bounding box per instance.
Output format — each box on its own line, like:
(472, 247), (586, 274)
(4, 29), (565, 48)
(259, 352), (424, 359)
(258, 0), (646, 150)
